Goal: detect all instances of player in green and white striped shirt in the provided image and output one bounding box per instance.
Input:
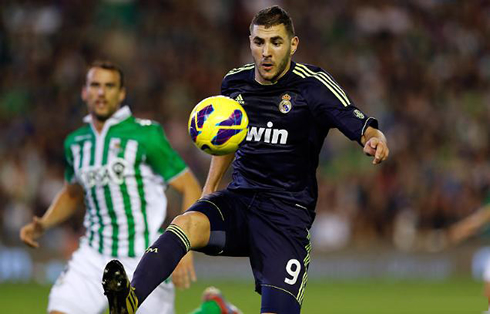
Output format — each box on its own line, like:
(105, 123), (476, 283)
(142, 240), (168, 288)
(20, 61), (202, 314)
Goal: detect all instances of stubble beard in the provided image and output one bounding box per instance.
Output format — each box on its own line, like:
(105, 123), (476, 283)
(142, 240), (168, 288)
(91, 104), (116, 122)
(258, 51), (291, 84)
(271, 55), (290, 82)
(94, 113), (110, 122)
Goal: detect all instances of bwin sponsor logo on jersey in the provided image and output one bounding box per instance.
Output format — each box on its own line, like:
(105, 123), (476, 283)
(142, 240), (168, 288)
(78, 158), (128, 188)
(246, 121), (288, 144)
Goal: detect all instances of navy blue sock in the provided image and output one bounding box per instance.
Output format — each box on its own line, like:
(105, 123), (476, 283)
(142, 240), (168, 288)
(131, 224), (190, 304)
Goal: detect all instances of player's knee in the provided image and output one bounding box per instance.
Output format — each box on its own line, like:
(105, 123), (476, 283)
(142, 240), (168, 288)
(171, 211), (210, 248)
(180, 197), (228, 255)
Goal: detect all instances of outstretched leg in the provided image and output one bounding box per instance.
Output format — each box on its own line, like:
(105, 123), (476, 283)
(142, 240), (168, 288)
(103, 211), (210, 313)
(103, 260), (138, 314)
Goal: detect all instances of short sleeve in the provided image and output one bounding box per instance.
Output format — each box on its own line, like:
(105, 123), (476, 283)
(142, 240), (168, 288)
(305, 75), (378, 144)
(63, 138), (76, 183)
(220, 64), (252, 97)
(221, 76), (232, 97)
(144, 124), (187, 182)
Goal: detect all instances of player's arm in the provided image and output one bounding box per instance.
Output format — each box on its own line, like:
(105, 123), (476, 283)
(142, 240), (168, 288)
(361, 126), (389, 165)
(144, 124), (204, 288)
(202, 153), (235, 196)
(168, 169), (202, 289)
(174, 153), (232, 284)
(302, 66), (389, 165)
(20, 182), (84, 248)
(204, 74), (239, 196)
(448, 204), (490, 244)
(169, 170), (202, 214)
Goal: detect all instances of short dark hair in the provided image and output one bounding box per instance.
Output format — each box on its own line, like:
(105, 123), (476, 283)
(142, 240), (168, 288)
(87, 60), (125, 88)
(249, 5), (295, 38)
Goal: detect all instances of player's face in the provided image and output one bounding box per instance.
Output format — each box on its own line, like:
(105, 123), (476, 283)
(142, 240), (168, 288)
(249, 24), (299, 85)
(82, 67), (126, 122)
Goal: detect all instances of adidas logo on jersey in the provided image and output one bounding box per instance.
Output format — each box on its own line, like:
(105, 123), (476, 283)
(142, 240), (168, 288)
(246, 121), (288, 145)
(78, 158), (128, 189)
(235, 94), (245, 105)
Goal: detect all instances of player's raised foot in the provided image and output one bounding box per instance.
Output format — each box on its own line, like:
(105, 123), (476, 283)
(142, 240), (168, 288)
(201, 286), (242, 314)
(102, 260), (138, 314)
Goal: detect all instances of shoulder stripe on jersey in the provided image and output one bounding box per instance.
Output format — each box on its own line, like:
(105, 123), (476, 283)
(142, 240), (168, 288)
(296, 63), (349, 101)
(293, 67), (349, 107)
(293, 63), (350, 107)
(225, 63), (254, 76)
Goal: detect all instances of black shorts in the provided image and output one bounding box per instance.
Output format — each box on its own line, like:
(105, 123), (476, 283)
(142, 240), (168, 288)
(187, 189), (314, 306)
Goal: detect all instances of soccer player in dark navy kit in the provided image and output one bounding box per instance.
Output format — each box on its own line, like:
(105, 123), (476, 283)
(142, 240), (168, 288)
(103, 5), (389, 314)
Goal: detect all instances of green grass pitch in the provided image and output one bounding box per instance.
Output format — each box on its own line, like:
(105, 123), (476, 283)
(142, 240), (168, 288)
(0, 278), (484, 313)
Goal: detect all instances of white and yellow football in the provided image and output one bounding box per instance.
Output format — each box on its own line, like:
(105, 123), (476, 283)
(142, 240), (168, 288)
(188, 95), (248, 155)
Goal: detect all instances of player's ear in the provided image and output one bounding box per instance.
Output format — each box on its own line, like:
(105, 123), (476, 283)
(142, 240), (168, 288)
(290, 36), (299, 56)
(81, 86), (88, 101)
(118, 87), (126, 103)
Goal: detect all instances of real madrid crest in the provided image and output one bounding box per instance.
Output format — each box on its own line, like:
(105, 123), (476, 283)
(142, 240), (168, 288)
(279, 94), (292, 114)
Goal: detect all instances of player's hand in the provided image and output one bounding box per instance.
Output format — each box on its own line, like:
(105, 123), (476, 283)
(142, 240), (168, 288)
(172, 251), (196, 289)
(20, 216), (46, 248)
(363, 137), (389, 165)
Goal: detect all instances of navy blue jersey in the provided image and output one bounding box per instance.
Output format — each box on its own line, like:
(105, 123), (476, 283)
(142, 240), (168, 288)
(221, 61), (378, 210)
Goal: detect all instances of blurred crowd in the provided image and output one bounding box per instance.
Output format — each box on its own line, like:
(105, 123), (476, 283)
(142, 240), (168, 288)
(0, 0), (489, 255)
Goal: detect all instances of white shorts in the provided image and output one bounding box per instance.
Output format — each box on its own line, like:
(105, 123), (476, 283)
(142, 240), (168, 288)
(48, 243), (174, 314)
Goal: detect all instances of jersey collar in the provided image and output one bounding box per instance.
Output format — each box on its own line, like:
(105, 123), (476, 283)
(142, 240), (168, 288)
(281, 60), (296, 83)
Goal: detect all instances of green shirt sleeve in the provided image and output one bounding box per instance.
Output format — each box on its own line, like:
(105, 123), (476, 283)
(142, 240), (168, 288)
(145, 124), (187, 182)
(64, 137), (76, 183)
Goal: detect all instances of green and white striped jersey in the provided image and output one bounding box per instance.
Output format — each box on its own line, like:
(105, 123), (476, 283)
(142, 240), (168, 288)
(64, 106), (187, 258)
